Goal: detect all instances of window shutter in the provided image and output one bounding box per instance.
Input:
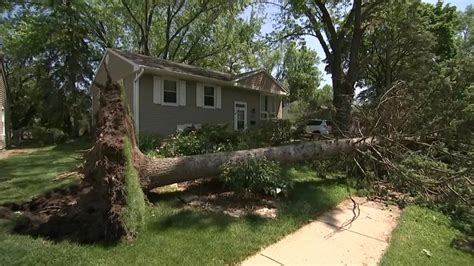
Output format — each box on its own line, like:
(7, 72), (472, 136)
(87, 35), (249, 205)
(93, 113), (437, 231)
(216, 86), (222, 109)
(179, 80), (186, 106)
(153, 76), (162, 104)
(196, 83), (204, 107)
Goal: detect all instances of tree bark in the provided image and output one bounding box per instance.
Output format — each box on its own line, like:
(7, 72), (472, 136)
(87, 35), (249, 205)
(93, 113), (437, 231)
(304, 0), (368, 132)
(140, 137), (376, 190)
(77, 75), (375, 242)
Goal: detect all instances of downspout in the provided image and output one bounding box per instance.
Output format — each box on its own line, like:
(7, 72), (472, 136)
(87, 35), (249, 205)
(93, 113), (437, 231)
(133, 67), (145, 134)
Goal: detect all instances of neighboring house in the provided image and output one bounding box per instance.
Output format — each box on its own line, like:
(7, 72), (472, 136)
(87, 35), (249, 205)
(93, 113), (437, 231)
(91, 49), (288, 136)
(0, 55), (9, 149)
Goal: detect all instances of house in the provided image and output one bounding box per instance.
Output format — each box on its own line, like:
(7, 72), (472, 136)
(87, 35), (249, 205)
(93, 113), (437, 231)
(0, 55), (9, 149)
(91, 49), (288, 136)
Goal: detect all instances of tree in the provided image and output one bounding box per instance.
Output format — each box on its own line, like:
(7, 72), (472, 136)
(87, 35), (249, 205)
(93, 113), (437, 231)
(0, 0), (267, 136)
(358, 0), (435, 102)
(280, 42), (321, 102)
(1, 0), (96, 136)
(117, 0), (260, 72)
(459, 5), (474, 57)
(420, 1), (461, 61)
(281, 0), (381, 131)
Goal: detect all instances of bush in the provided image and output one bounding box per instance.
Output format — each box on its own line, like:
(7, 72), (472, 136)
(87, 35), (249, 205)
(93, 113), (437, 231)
(18, 126), (68, 145)
(220, 157), (292, 197)
(158, 124), (239, 157)
(138, 133), (162, 152)
(236, 120), (298, 149)
(155, 121), (299, 157)
(258, 120), (294, 146)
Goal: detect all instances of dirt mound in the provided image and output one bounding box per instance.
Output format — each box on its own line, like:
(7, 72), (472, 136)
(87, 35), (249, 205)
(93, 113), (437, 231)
(0, 184), (117, 244)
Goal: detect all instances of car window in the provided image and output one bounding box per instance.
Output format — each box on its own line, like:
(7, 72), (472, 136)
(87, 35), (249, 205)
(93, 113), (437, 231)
(326, 121), (334, 126)
(307, 120), (322, 126)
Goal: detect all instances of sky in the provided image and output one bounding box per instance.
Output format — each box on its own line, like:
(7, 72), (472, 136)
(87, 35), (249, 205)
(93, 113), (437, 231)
(244, 0), (472, 87)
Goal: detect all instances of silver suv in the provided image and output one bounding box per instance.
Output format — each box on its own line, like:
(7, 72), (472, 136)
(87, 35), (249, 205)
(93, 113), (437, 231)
(305, 119), (333, 135)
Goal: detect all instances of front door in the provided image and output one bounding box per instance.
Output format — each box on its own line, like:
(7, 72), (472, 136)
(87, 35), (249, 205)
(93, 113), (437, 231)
(234, 102), (247, 131)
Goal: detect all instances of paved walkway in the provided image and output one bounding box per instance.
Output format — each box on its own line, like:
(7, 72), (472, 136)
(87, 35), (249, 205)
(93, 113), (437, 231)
(242, 197), (400, 265)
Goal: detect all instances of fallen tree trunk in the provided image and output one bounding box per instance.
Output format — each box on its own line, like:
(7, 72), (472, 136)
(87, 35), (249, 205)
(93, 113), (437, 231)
(141, 137), (376, 190)
(50, 74), (375, 242)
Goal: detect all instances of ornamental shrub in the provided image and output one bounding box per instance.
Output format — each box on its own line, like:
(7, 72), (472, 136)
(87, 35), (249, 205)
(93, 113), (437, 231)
(220, 157), (292, 197)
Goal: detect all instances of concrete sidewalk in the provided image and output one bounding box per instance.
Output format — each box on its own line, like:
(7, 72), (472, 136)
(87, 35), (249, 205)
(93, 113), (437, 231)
(242, 197), (400, 265)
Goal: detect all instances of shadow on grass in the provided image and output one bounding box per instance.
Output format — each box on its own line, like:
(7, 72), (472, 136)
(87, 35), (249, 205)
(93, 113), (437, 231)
(0, 139), (91, 205)
(150, 177), (348, 233)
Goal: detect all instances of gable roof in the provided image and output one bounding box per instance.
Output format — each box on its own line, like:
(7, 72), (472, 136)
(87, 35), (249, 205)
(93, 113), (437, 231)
(112, 49), (234, 81)
(108, 49), (288, 95)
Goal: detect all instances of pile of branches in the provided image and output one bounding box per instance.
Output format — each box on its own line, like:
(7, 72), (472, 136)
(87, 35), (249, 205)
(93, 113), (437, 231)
(349, 81), (473, 252)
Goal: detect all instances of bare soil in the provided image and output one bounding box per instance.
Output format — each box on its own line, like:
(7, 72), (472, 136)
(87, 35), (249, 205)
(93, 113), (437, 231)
(0, 184), (116, 244)
(150, 179), (280, 219)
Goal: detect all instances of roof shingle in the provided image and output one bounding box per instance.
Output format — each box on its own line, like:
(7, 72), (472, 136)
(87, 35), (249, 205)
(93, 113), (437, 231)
(112, 49), (237, 81)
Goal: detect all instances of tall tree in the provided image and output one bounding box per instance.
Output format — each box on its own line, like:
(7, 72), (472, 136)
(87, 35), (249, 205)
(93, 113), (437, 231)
(459, 5), (474, 56)
(1, 0), (96, 135)
(420, 1), (460, 61)
(283, 0), (381, 131)
(117, 0), (254, 66)
(358, 0), (435, 102)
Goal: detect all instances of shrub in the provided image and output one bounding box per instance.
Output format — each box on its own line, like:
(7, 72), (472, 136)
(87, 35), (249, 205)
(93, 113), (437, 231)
(258, 120), (299, 146)
(235, 120), (296, 149)
(158, 124), (239, 157)
(138, 133), (162, 152)
(158, 130), (203, 157)
(19, 126), (68, 145)
(220, 157), (292, 197)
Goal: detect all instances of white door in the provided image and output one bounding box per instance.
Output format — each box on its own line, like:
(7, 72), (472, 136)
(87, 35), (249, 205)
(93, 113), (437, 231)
(234, 102), (247, 131)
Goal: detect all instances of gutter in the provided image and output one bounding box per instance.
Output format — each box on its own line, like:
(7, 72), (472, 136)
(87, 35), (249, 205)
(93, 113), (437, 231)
(132, 67), (145, 133)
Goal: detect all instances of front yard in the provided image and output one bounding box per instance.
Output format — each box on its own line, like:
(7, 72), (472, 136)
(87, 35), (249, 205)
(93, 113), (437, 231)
(0, 141), (472, 265)
(0, 140), (350, 265)
(382, 206), (472, 265)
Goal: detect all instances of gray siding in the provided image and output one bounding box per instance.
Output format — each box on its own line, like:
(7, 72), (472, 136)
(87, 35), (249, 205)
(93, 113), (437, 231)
(123, 75), (134, 111)
(138, 74), (262, 135)
(91, 51), (135, 122)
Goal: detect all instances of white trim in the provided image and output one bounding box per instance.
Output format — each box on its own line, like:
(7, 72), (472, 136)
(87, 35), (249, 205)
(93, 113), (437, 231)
(260, 94), (277, 120)
(179, 80), (186, 106)
(161, 77), (179, 106)
(234, 101), (247, 131)
(215, 86), (222, 109)
(1, 107), (5, 137)
(153, 76), (162, 104)
(133, 67), (145, 133)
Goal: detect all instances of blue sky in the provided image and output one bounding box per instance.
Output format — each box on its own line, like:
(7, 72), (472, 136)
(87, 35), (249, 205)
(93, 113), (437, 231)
(245, 0), (472, 86)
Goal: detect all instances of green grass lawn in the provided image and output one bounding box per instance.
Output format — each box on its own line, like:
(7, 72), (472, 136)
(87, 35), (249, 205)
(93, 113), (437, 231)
(0, 140), (89, 204)
(382, 206), (473, 266)
(0, 142), (351, 265)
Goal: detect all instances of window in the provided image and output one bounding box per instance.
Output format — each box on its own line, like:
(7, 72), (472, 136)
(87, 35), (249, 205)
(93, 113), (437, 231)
(163, 79), (178, 105)
(260, 94), (276, 119)
(204, 86), (215, 107)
